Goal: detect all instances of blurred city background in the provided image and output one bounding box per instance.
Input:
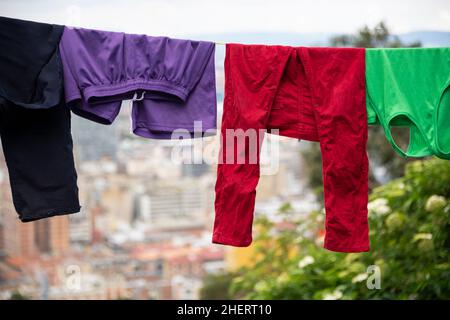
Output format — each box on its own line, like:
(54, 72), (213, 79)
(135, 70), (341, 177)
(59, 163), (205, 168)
(0, 0), (449, 300)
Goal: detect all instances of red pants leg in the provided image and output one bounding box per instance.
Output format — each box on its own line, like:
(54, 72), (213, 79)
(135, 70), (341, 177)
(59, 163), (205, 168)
(300, 47), (369, 252)
(213, 44), (291, 246)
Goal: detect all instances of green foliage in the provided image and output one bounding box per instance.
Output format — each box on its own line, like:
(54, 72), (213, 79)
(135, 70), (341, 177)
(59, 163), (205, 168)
(330, 21), (422, 48)
(210, 158), (450, 300)
(9, 290), (30, 300)
(200, 272), (237, 300)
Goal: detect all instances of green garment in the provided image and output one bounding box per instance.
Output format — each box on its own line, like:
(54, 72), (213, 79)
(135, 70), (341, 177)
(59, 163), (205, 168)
(366, 47), (450, 159)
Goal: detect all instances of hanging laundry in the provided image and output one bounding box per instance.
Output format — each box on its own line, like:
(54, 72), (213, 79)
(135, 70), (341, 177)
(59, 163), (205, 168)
(366, 47), (450, 159)
(59, 27), (217, 139)
(214, 44), (369, 253)
(0, 16), (80, 221)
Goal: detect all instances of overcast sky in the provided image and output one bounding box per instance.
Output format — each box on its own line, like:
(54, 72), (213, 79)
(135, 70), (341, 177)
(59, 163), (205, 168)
(1, 0), (449, 37)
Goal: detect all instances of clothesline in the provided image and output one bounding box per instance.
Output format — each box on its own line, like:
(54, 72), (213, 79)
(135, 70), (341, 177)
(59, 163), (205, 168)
(0, 16), (449, 255)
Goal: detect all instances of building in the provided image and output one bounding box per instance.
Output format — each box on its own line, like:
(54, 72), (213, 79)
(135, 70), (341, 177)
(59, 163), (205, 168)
(72, 117), (118, 162)
(0, 158), (39, 258)
(35, 216), (70, 256)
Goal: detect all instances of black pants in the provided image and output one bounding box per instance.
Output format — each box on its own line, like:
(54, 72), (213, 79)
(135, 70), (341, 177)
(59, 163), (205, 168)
(0, 16), (80, 221)
(0, 102), (80, 221)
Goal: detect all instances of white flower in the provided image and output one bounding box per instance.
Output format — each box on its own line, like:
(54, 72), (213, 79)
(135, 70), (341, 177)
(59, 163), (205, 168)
(368, 198), (391, 216)
(368, 198), (387, 209)
(413, 233), (433, 241)
(276, 273), (289, 285)
(298, 255), (315, 268)
(425, 195), (446, 212)
(254, 281), (269, 292)
(323, 289), (343, 300)
(352, 273), (368, 283)
(295, 235), (304, 243)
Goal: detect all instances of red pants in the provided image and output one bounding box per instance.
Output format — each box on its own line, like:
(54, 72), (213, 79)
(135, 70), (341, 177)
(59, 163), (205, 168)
(213, 44), (369, 252)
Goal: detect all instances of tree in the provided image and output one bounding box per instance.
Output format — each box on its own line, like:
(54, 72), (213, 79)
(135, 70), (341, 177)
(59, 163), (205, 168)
(9, 290), (30, 300)
(330, 22), (421, 48)
(200, 272), (236, 300)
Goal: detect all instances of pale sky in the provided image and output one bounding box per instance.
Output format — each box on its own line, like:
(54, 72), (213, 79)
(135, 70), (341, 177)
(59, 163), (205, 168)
(1, 0), (449, 37)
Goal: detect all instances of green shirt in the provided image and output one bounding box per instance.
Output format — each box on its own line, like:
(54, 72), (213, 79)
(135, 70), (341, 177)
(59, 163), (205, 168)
(366, 47), (450, 159)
